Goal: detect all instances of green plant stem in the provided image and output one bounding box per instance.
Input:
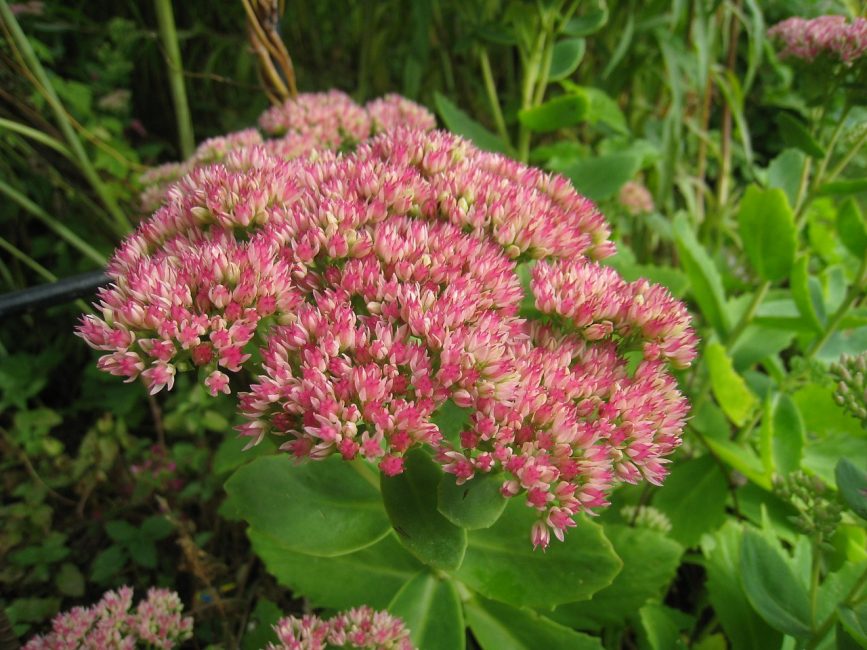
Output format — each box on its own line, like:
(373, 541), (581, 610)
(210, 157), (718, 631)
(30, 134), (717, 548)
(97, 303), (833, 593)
(807, 563), (867, 649)
(154, 0), (195, 158)
(0, 117), (73, 160)
(814, 104), (852, 184)
(0, 179), (107, 266)
(806, 253), (867, 360)
(726, 280), (770, 347)
(0, 0), (131, 233)
(517, 29), (548, 162)
(478, 47), (510, 146)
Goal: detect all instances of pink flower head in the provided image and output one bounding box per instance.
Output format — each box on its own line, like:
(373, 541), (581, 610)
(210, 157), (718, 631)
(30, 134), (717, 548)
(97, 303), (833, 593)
(24, 586), (192, 650)
(269, 606), (414, 650)
(82, 116), (697, 549)
(769, 15), (867, 65)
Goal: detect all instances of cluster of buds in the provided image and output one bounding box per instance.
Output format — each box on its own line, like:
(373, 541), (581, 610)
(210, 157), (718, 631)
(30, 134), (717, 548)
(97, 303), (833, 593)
(269, 606), (413, 650)
(23, 587), (193, 650)
(140, 92), (436, 213)
(620, 505), (672, 534)
(130, 444), (185, 493)
(768, 15), (867, 65)
(773, 471), (843, 541)
(831, 352), (867, 426)
(80, 94), (697, 547)
(617, 180), (655, 216)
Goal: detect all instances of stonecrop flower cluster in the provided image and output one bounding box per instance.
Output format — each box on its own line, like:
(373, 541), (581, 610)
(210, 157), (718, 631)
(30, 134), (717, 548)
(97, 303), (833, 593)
(768, 15), (867, 65)
(140, 91), (436, 213)
(269, 606), (414, 650)
(23, 586), (193, 650)
(78, 91), (697, 548)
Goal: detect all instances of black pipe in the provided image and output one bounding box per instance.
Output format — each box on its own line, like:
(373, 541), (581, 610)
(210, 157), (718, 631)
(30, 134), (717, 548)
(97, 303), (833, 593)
(0, 270), (110, 318)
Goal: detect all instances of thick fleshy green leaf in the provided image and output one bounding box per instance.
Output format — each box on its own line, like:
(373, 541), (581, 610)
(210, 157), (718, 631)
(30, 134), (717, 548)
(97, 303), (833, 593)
(737, 185), (797, 282)
(653, 455), (728, 547)
(562, 153), (641, 201)
(836, 459), (867, 520)
(838, 198), (867, 258)
(438, 471), (508, 529)
(455, 499), (621, 608)
(388, 572), (465, 650)
(672, 213), (731, 336)
(381, 448), (467, 570)
(518, 94), (589, 133)
(701, 522), (783, 650)
(740, 528), (812, 637)
(767, 148), (806, 208)
(553, 524), (682, 626)
(804, 434), (867, 486)
(791, 255), (825, 332)
(549, 38), (585, 81)
(250, 530), (423, 610)
(563, 0), (608, 36)
(770, 394), (805, 474)
(433, 92), (510, 154)
(571, 85), (628, 134)
(638, 604), (691, 650)
(777, 113), (825, 158)
(706, 342), (758, 427)
(225, 456), (389, 557)
(466, 596), (603, 650)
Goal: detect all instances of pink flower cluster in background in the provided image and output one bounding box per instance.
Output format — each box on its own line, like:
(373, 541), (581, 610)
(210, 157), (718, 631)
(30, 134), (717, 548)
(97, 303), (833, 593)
(23, 586), (193, 650)
(768, 15), (867, 65)
(140, 92), (436, 213)
(269, 606), (414, 650)
(79, 93), (696, 547)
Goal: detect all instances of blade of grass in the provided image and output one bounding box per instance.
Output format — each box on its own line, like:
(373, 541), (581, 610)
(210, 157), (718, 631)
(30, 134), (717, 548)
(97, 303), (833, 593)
(0, 179), (107, 267)
(0, 0), (132, 233)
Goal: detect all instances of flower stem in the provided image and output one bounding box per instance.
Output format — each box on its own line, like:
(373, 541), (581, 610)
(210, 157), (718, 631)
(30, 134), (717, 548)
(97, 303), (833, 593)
(478, 47), (510, 146)
(807, 563), (867, 649)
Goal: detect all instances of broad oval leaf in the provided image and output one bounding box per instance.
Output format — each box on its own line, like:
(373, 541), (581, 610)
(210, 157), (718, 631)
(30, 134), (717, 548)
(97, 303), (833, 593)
(706, 342), (758, 427)
(381, 448), (468, 571)
(563, 0), (609, 36)
(836, 458), (867, 520)
(838, 603), (867, 647)
(770, 394), (805, 475)
(672, 213), (731, 337)
(250, 530), (423, 610)
(438, 471), (508, 529)
(653, 455), (728, 547)
(455, 499), (621, 608)
(740, 528), (812, 638)
(737, 185), (797, 282)
(433, 92), (511, 154)
(224, 455), (390, 557)
(467, 596), (603, 650)
(518, 94), (589, 133)
(388, 572), (465, 650)
(562, 152), (640, 201)
(549, 38), (586, 81)
(553, 524), (682, 626)
(701, 521), (783, 650)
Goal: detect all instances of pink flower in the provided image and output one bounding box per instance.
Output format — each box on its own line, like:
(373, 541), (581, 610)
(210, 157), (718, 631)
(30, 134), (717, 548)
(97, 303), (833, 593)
(769, 15), (867, 65)
(81, 121), (697, 549)
(269, 606), (414, 650)
(23, 587), (192, 650)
